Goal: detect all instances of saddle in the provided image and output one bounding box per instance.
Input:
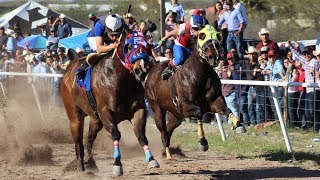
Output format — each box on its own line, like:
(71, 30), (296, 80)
(86, 52), (107, 67)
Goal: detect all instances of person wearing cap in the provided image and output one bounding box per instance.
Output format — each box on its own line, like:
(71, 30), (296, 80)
(123, 13), (138, 31)
(53, 13), (72, 39)
(246, 46), (264, 126)
(287, 41), (319, 131)
(87, 13), (99, 37)
(256, 28), (279, 54)
(157, 14), (205, 80)
(217, 0), (245, 60)
(165, 0), (185, 23)
(45, 16), (58, 37)
(77, 14), (124, 77)
(76, 47), (85, 57)
(5, 29), (17, 58)
(46, 27), (59, 51)
(262, 49), (285, 119)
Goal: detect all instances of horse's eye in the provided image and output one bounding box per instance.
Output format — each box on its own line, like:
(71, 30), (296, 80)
(198, 33), (206, 40)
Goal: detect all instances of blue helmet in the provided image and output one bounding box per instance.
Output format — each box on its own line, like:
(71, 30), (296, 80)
(190, 15), (204, 28)
(129, 52), (149, 64)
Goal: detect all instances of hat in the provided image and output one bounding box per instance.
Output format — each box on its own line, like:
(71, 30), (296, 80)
(315, 45), (320, 56)
(5, 29), (14, 36)
(267, 50), (277, 57)
(190, 15), (204, 28)
(0, 26), (4, 30)
(75, 47), (84, 53)
(48, 16), (54, 20)
(260, 46), (269, 52)
(105, 14), (123, 35)
(200, 9), (206, 15)
(193, 9), (201, 15)
(259, 28), (270, 36)
(50, 27), (55, 32)
(88, 13), (96, 19)
(227, 51), (234, 60)
(302, 47), (312, 55)
(248, 46), (258, 54)
(22, 50), (29, 56)
(59, 13), (66, 19)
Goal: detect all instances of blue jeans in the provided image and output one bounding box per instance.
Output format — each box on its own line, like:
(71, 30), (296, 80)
(224, 91), (239, 119)
(288, 91), (300, 127)
(239, 90), (249, 125)
(247, 86), (264, 125)
(305, 91), (315, 128)
(268, 86), (284, 120)
(226, 31), (243, 59)
(173, 44), (191, 66)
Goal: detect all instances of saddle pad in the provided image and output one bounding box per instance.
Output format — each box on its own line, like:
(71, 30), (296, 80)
(76, 66), (92, 92)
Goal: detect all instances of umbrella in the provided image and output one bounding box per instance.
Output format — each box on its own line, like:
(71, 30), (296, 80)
(59, 31), (91, 54)
(17, 34), (47, 50)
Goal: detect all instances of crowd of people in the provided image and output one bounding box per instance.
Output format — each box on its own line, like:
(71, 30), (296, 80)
(0, 0), (319, 132)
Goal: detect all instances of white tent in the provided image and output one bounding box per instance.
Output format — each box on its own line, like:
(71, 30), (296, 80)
(0, 0), (89, 35)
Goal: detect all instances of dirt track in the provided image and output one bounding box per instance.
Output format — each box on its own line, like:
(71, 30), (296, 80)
(1, 80), (320, 179)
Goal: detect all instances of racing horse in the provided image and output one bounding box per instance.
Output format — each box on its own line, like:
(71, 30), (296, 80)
(60, 28), (159, 175)
(145, 25), (246, 159)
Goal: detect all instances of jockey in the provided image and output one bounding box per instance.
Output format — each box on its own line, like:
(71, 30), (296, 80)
(158, 15), (204, 80)
(77, 14), (124, 77)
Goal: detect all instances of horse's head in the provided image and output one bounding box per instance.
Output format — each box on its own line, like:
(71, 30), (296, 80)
(197, 25), (224, 67)
(130, 53), (150, 81)
(123, 30), (151, 82)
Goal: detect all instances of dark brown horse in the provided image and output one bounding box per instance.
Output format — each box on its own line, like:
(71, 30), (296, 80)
(145, 25), (246, 159)
(60, 29), (159, 175)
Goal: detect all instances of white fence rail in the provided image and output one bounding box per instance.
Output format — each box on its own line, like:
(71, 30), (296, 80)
(1, 72), (320, 152)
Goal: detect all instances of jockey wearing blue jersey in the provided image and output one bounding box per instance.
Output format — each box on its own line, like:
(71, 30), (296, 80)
(77, 14), (124, 77)
(158, 15), (204, 80)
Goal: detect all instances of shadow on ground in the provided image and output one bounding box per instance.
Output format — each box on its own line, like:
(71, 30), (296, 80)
(260, 151), (320, 166)
(169, 167), (320, 179)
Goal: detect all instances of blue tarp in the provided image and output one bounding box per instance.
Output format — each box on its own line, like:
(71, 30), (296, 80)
(59, 31), (91, 54)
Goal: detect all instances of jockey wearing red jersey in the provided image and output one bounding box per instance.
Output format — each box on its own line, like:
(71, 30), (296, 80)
(158, 15), (204, 80)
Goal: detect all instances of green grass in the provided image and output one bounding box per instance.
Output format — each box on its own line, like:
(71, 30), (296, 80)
(170, 122), (320, 167)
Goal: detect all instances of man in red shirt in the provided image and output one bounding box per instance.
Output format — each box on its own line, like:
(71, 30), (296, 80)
(255, 28), (279, 54)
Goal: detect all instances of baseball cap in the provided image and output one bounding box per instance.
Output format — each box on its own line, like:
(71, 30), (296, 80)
(105, 14), (124, 35)
(267, 50), (277, 57)
(59, 13), (66, 19)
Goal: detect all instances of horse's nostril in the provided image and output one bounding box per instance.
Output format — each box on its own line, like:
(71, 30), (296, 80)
(134, 68), (141, 75)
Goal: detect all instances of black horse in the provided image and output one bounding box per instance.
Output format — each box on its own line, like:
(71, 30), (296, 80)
(61, 28), (159, 175)
(144, 25), (246, 159)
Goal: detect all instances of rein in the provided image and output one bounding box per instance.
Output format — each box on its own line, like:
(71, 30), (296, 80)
(113, 31), (133, 73)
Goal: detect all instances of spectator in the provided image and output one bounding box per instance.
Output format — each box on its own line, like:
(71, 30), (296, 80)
(53, 13), (72, 39)
(38, 23), (47, 37)
(139, 20), (153, 45)
(5, 29), (17, 58)
(233, 0), (248, 30)
(246, 46), (264, 126)
(294, 61), (306, 129)
(75, 47), (85, 57)
(1, 51), (14, 72)
(46, 16), (58, 37)
(165, 10), (178, 49)
(288, 41), (319, 131)
(151, 47), (173, 62)
(200, 9), (209, 25)
(13, 50), (26, 72)
(219, 0), (227, 9)
(214, 1), (227, 52)
(165, 0), (185, 23)
(0, 26), (7, 54)
(46, 27), (59, 51)
(284, 58), (300, 128)
(256, 28), (279, 53)
(87, 13), (100, 37)
(262, 49), (285, 120)
(12, 22), (22, 37)
(217, 0), (245, 60)
(124, 13), (138, 31)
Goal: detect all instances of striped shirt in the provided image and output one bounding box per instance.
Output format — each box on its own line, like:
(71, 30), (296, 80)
(290, 47), (317, 93)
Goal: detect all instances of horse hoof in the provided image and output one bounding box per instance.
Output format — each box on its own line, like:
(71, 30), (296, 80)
(198, 143), (209, 152)
(112, 165), (123, 176)
(148, 159), (160, 169)
(236, 126), (247, 133)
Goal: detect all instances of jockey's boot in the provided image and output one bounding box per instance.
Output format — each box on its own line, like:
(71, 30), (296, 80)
(161, 63), (174, 80)
(76, 61), (89, 80)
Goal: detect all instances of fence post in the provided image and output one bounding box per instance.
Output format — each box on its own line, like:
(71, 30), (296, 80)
(270, 86), (292, 152)
(215, 113), (226, 142)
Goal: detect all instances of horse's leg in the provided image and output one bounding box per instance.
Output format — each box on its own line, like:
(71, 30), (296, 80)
(211, 95), (246, 133)
(149, 101), (171, 159)
(179, 101), (208, 150)
(87, 117), (103, 157)
(68, 107), (86, 171)
(85, 117), (103, 171)
(131, 108), (160, 168)
(166, 112), (186, 153)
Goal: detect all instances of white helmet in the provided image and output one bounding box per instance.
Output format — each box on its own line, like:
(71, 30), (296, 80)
(105, 14), (124, 35)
